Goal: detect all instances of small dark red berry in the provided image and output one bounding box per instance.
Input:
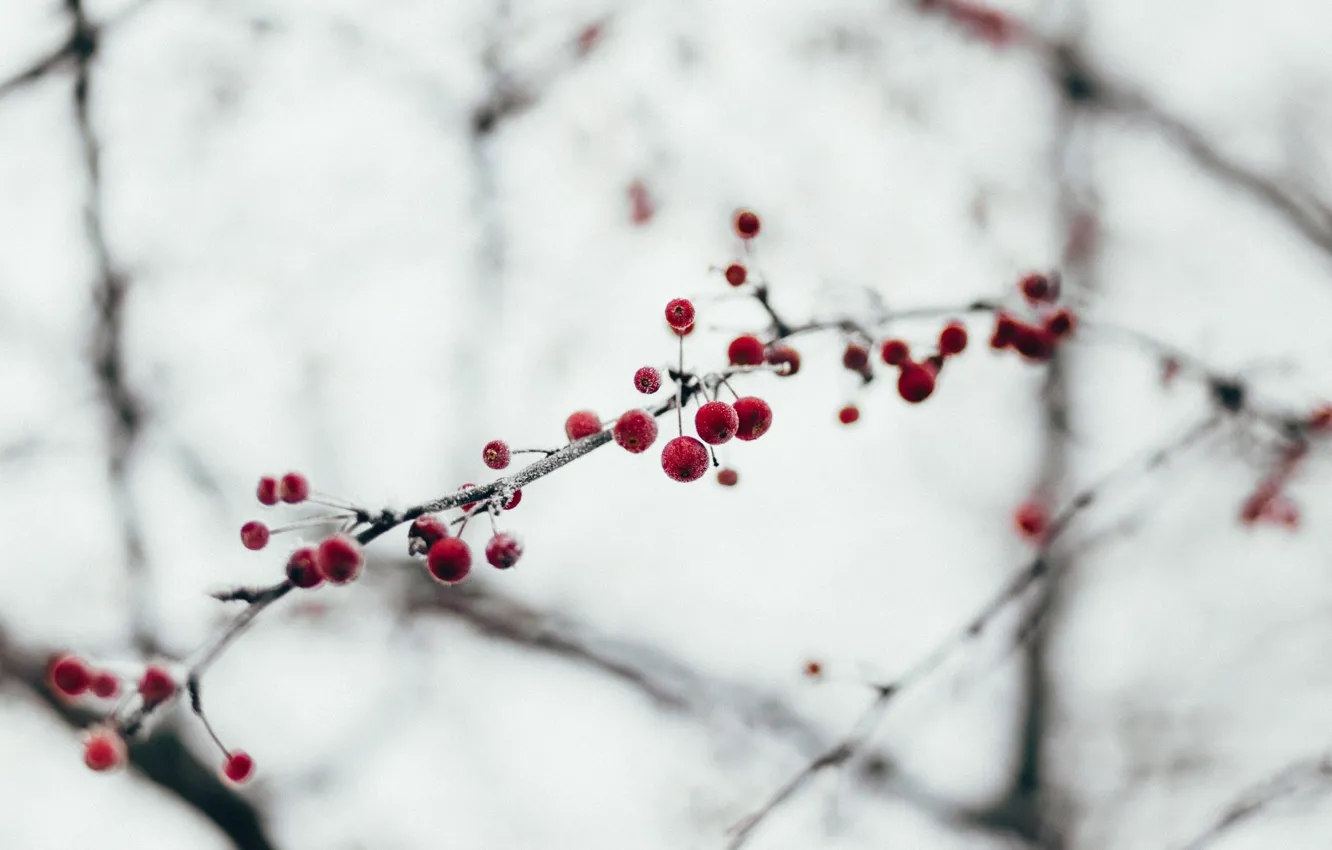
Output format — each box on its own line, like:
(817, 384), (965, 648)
(717, 468), (739, 487)
(240, 521), (270, 551)
(83, 729), (126, 773)
(923, 353), (946, 375)
(223, 751), (255, 784)
(286, 547), (323, 589)
(838, 405), (860, 424)
(50, 654), (91, 697)
(842, 344), (870, 372)
(1013, 324), (1056, 361)
(504, 490), (523, 510)
(565, 410), (602, 441)
(482, 440), (511, 470)
(665, 298), (695, 331)
(408, 515), (450, 556)
(1044, 308), (1076, 339)
(695, 401), (739, 445)
(316, 534), (364, 584)
(485, 533), (524, 569)
(881, 339), (910, 366)
(728, 335), (766, 366)
(733, 396), (773, 441)
(634, 366), (662, 394)
(765, 345), (801, 376)
(724, 263), (748, 286)
(256, 476), (279, 506)
(1015, 500), (1048, 540)
(1308, 404), (1332, 433)
(90, 671), (120, 699)
(804, 660), (823, 678)
(614, 409), (659, 453)
(1019, 272), (1055, 304)
(991, 312), (1018, 349)
(661, 436), (710, 482)
(279, 472), (309, 504)
(897, 363), (936, 403)
(939, 322), (968, 355)
(734, 210), (761, 239)
(138, 665), (177, 706)
(426, 537), (472, 584)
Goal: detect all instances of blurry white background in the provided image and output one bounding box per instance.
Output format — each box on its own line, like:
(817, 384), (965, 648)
(2, 0), (1332, 848)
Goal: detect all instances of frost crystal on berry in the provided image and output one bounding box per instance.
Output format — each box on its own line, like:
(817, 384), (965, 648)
(665, 298), (695, 332)
(614, 409), (659, 453)
(661, 436), (710, 482)
(695, 401), (739, 445)
(482, 440), (511, 470)
(634, 366), (662, 394)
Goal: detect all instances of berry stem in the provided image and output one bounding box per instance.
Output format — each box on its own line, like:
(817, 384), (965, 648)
(676, 334), (685, 436)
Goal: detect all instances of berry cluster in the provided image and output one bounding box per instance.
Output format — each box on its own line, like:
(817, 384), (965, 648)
(988, 273), (1076, 362)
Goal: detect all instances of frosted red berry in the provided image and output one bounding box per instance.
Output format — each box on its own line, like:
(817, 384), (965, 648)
(90, 671), (120, 699)
(50, 654), (91, 697)
(733, 397), (773, 441)
(613, 409), (659, 453)
(661, 436), (710, 482)
(1015, 500), (1048, 540)
(408, 515), (450, 556)
(256, 476), (279, 506)
(565, 410), (602, 441)
(695, 401), (739, 445)
(897, 363), (936, 403)
(138, 665), (177, 706)
(724, 263), (748, 286)
(426, 537), (472, 584)
(717, 468), (739, 487)
(766, 345), (801, 376)
(939, 322), (968, 355)
(1044, 308), (1075, 339)
(734, 210), (761, 239)
(842, 344), (870, 373)
(634, 366), (662, 394)
(728, 335), (766, 366)
(285, 547), (323, 589)
(223, 751), (255, 784)
(316, 534), (364, 585)
(482, 440), (511, 470)
(279, 472), (309, 504)
(485, 533), (524, 569)
(240, 521), (270, 551)
(504, 489), (523, 510)
(456, 483), (481, 513)
(1019, 273), (1055, 304)
(83, 729), (126, 773)
(881, 339), (909, 366)
(838, 405), (860, 424)
(672, 323), (695, 337)
(665, 298), (695, 331)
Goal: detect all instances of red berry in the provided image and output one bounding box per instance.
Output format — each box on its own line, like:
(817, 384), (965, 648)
(240, 521), (270, 551)
(565, 410), (602, 441)
(256, 476), (279, 506)
(664, 298), (695, 331)
(408, 515), (450, 556)
(838, 405), (860, 424)
(457, 483), (480, 513)
(613, 409), (659, 453)
(1044, 308), (1076, 339)
(279, 472), (309, 504)
(316, 534), (364, 584)
(661, 436), (710, 482)
(83, 729), (126, 773)
(223, 751), (255, 784)
(1019, 272), (1056, 304)
(50, 654), (91, 697)
(627, 179), (654, 225)
(939, 322), (968, 355)
(765, 345), (801, 376)
(485, 533), (524, 569)
(482, 440), (511, 470)
(426, 537), (472, 584)
(897, 363), (936, 403)
(728, 335), (766, 366)
(717, 468), (739, 487)
(881, 339), (910, 366)
(1015, 500), (1048, 540)
(734, 210), (761, 239)
(923, 353), (946, 375)
(695, 401), (739, 445)
(842, 344), (870, 372)
(733, 396), (773, 441)
(1013, 324), (1056, 361)
(804, 660), (823, 678)
(991, 312), (1018, 349)
(504, 490), (523, 510)
(285, 547), (324, 589)
(724, 263), (748, 286)
(138, 665), (177, 706)
(634, 366), (662, 394)
(90, 671), (120, 699)
(672, 323), (695, 337)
